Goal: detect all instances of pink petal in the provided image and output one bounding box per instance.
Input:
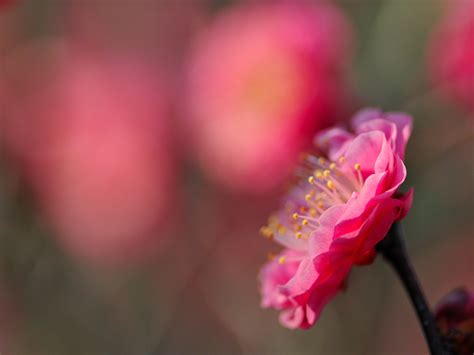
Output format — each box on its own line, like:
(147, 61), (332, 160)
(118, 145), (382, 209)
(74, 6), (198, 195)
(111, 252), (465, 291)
(351, 108), (383, 127)
(309, 204), (347, 256)
(344, 131), (385, 175)
(379, 154), (407, 197)
(314, 127), (354, 160)
(353, 110), (413, 159)
(260, 249), (305, 309)
(396, 188), (414, 220)
(349, 197), (403, 258)
(279, 305), (305, 329)
(384, 112), (413, 159)
(334, 172), (387, 233)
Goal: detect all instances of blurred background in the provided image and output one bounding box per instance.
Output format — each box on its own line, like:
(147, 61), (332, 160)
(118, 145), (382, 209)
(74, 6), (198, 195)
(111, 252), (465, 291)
(0, 0), (472, 354)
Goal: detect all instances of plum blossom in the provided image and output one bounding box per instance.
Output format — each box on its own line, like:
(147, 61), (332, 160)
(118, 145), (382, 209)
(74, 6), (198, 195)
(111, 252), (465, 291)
(1, 41), (176, 266)
(259, 109), (413, 329)
(186, 2), (352, 193)
(428, 0), (474, 113)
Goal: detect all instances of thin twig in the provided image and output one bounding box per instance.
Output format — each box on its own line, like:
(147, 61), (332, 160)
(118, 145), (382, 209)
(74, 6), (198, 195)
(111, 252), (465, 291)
(376, 222), (448, 355)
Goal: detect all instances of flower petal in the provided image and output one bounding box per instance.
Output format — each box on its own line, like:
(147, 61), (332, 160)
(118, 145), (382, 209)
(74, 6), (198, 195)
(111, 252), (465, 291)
(344, 131), (385, 175)
(351, 108), (383, 127)
(260, 249), (305, 309)
(353, 109), (412, 158)
(314, 127), (354, 160)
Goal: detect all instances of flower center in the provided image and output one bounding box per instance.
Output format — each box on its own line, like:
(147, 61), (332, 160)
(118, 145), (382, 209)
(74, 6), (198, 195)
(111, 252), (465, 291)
(260, 155), (363, 253)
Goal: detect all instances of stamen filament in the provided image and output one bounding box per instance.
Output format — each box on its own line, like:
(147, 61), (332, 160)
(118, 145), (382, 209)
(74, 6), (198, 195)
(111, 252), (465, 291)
(262, 155), (364, 252)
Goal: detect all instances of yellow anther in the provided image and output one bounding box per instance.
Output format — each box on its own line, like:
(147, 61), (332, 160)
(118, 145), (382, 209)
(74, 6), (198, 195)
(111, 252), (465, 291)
(268, 216), (278, 225)
(292, 213), (299, 220)
(317, 201), (324, 208)
(309, 208), (317, 217)
(295, 232), (303, 239)
(316, 192), (326, 200)
(260, 226), (274, 239)
(277, 225), (286, 234)
(318, 157), (326, 165)
(329, 162), (337, 170)
(267, 252), (276, 261)
(326, 180), (334, 190)
(339, 156), (346, 163)
(302, 219), (309, 226)
(294, 225), (302, 232)
(305, 194), (312, 202)
(315, 170), (323, 179)
(323, 170), (331, 177)
(308, 176), (315, 184)
(354, 163), (361, 171)
(278, 256), (286, 265)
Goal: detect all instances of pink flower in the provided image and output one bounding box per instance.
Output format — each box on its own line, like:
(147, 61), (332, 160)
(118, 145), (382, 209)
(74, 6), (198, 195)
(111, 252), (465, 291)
(1, 41), (177, 266)
(428, 0), (474, 113)
(259, 109), (414, 329)
(186, 2), (352, 193)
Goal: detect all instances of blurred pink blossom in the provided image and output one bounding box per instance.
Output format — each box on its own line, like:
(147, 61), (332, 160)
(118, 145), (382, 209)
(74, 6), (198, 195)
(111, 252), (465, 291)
(428, 0), (474, 113)
(64, 0), (207, 63)
(0, 0), (14, 10)
(186, 2), (353, 193)
(259, 109), (413, 329)
(1, 41), (177, 266)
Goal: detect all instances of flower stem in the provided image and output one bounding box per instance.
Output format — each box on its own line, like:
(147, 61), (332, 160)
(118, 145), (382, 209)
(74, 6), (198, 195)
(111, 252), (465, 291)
(376, 222), (447, 355)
